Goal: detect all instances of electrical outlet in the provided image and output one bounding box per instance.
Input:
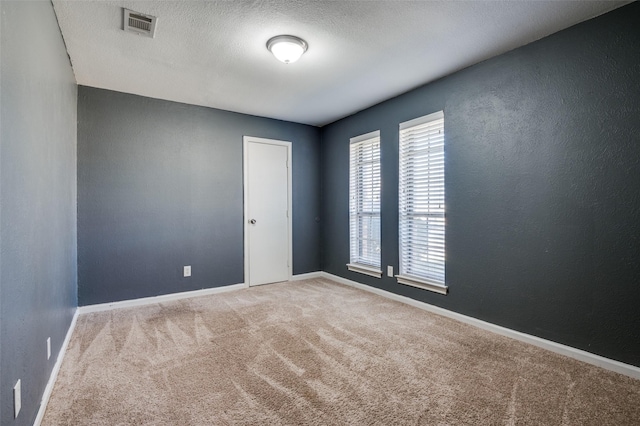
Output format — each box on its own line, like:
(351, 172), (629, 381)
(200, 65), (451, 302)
(387, 265), (394, 277)
(14, 379), (21, 418)
(47, 337), (51, 360)
(183, 265), (191, 277)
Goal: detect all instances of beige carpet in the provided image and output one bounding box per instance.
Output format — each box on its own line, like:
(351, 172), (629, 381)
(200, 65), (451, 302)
(43, 278), (640, 425)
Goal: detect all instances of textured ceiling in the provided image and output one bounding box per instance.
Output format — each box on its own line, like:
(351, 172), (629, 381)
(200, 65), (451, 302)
(52, 1), (629, 127)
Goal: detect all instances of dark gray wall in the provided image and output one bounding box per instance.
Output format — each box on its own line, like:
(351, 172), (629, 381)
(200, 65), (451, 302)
(0, 1), (78, 425)
(321, 2), (640, 367)
(78, 87), (321, 305)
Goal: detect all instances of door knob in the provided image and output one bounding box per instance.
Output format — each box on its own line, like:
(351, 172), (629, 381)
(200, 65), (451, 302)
(249, 219), (256, 224)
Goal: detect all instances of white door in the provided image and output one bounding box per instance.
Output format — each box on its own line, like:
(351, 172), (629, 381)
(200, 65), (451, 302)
(244, 137), (292, 286)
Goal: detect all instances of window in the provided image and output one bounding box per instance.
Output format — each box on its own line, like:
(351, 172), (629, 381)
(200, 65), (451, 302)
(397, 111), (447, 294)
(347, 130), (382, 278)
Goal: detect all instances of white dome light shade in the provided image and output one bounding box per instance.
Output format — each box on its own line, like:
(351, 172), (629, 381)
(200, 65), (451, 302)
(267, 35), (308, 64)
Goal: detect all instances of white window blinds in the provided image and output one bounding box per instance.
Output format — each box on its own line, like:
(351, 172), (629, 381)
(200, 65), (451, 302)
(398, 111), (447, 293)
(348, 131), (382, 277)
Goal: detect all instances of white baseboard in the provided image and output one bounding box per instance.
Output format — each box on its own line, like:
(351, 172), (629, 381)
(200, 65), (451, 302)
(34, 308), (79, 426)
(78, 283), (246, 314)
(321, 272), (640, 380)
(290, 271), (323, 281)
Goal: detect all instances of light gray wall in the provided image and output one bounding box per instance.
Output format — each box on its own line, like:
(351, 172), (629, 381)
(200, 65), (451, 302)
(0, 1), (78, 425)
(77, 87), (322, 305)
(321, 2), (640, 367)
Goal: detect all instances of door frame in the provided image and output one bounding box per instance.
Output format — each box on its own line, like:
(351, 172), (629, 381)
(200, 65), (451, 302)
(243, 136), (293, 287)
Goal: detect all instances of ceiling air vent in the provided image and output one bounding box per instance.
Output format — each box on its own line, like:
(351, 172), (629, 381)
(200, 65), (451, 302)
(123, 9), (157, 38)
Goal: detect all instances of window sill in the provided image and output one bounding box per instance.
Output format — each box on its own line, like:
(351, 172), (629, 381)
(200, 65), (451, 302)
(347, 263), (382, 278)
(396, 275), (448, 295)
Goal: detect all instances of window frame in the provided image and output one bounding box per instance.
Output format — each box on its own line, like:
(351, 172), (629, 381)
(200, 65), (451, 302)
(347, 130), (382, 278)
(397, 111), (447, 294)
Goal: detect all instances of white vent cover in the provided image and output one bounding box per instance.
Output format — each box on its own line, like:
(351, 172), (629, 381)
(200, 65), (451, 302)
(123, 9), (157, 38)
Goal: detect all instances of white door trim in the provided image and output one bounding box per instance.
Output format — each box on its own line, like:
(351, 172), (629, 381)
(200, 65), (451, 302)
(243, 136), (293, 287)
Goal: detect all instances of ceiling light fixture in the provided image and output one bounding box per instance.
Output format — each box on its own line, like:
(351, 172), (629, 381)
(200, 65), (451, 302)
(266, 35), (308, 64)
